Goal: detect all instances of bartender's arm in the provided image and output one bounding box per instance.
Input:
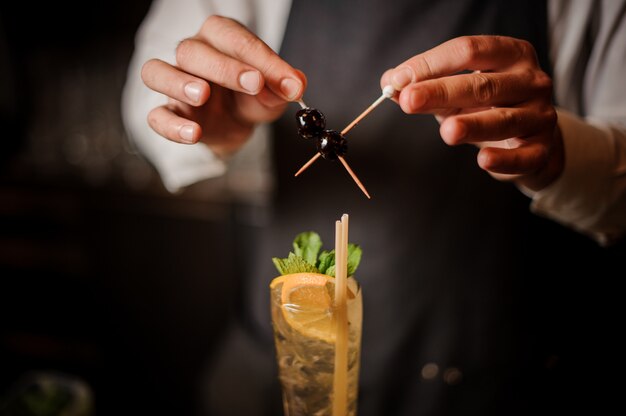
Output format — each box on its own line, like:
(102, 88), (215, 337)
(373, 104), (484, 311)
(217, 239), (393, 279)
(383, 13), (626, 245)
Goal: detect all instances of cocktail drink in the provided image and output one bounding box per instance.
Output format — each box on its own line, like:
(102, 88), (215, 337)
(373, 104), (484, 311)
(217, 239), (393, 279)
(270, 217), (362, 416)
(270, 273), (362, 415)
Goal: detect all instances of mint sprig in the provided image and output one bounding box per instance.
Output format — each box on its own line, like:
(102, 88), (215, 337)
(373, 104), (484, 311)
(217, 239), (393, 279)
(272, 232), (362, 277)
(272, 252), (319, 275)
(292, 231), (322, 266)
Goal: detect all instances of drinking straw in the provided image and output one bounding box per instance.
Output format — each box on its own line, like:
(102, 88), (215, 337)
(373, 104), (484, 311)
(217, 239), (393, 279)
(332, 214), (349, 416)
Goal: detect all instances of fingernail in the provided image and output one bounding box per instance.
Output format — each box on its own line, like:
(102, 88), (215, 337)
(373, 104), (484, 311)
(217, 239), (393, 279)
(477, 150), (491, 169)
(392, 67), (414, 90)
(239, 71), (261, 94)
(179, 125), (195, 143)
(184, 82), (203, 103)
(441, 120), (466, 145)
(280, 78), (302, 100)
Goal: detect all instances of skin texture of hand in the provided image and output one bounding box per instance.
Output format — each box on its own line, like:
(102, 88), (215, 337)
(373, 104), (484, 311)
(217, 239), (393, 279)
(381, 35), (564, 192)
(141, 15), (307, 158)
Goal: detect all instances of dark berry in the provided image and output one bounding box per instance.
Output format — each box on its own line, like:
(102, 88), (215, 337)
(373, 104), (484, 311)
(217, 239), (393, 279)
(296, 108), (326, 139)
(316, 130), (348, 160)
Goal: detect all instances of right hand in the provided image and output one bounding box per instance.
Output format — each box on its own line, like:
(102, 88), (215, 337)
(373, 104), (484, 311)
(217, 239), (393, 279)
(141, 15), (306, 158)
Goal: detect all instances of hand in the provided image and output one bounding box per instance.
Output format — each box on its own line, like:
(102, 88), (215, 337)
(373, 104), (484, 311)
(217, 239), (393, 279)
(381, 35), (563, 191)
(141, 15), (306, 158)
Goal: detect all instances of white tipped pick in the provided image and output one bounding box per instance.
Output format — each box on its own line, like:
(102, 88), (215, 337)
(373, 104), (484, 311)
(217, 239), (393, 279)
(382, 85), (395, 98)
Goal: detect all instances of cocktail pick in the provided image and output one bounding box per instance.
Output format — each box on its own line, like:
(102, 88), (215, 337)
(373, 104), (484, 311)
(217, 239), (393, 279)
(341, 85), (396, 136)
(338, 156), (370, 199)
(294, 85), (396, 198)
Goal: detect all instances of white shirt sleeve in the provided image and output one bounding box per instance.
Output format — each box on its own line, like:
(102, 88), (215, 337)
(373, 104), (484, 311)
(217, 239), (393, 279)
(527, 110), (626, 246)
(121, 0), (291, 193)
(121, 0), (224, 193)
(527, 0), (626, 245)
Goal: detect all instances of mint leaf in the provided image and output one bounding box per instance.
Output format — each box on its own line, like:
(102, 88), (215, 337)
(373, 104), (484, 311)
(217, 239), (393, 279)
(347, 243), (362, 276)
(292, 232), (322, 266)
(272, 252), (320, 275)
(317, 244), (362, 277)
(272, 232), (362, 277)
(317, 250), (335, 275)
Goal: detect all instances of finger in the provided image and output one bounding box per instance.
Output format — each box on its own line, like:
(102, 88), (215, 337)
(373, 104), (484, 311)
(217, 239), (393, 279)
(380, 68), (394, 89)
(147, 105), (201, 144)
(176, 38), (264, 95)
(440, 106), (556, 145)
(234, 87), (289, 123)
(477, 140), (548, 175)
(397, 71), (550, 113)
(142, 59), (211, 107)
(389, 35), (539, 90)
(380, 68), (400, 103)
(198, 15), (306, 100)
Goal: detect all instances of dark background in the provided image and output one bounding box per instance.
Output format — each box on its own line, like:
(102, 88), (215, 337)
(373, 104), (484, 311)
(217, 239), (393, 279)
(2, 2), (625, 416)
(0, 2), (243, 415)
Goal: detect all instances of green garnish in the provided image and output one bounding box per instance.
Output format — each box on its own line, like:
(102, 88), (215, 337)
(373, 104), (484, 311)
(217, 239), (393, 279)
(292, 231), (322, 266)
(272, 252), (319, 275)
(272, 231), (362, 277)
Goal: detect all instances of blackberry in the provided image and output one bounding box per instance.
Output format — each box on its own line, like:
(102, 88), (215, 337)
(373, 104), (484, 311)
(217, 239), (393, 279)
(296, 108), (326, 139)
(316, 130), (348, 160)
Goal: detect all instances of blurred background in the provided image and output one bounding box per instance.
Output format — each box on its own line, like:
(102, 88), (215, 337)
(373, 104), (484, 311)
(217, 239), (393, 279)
(0, 2), (246, 415)
(2, 2), (626, 416)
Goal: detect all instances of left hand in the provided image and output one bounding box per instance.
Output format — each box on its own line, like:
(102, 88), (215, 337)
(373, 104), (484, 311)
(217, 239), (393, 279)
(381, 35), (563, 191)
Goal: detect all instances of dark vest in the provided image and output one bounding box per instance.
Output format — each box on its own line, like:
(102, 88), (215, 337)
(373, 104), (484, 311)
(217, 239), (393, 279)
(232, 1), (624, 415)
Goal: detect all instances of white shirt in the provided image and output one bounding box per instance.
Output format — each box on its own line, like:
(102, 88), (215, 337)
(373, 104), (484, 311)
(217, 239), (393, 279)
(122, 0), (626, 245)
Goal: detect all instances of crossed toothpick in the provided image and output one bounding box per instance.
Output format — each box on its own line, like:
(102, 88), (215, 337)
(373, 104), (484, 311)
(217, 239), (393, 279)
(294, 85), (396, 199)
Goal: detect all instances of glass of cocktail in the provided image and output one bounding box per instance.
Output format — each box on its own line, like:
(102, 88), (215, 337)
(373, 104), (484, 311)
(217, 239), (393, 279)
(270, 215), (362, 416)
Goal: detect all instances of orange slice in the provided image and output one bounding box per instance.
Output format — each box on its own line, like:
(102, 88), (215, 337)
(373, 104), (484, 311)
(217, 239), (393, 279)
(272, 273), (336, 343)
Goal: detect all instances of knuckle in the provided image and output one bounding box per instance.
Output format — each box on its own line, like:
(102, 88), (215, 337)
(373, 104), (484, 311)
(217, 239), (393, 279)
(455, 36), (481, 62)
(534, 146), (550, 170)
(516, 39), (530, 55)
(414, 83), (444, 108)
(534, 70), (553, 94)
(403, 85), (430, 112)
(175, 38), (195, 65)
(472, 74), (498, 104)
(433, 83), (448, 105)
(543, 106), (558, 128)
(259, 60), (279, 79)
(147, 109), (161, 130)
(206, 58), (230, 82)
(141, 59), (158, 84)
(500, 109), (519, 129)
(202, 14), (228, 33)
(545, 104), (557, 121)
(517, 39), (539, 65)
(415, 56), (434, 79)
(206, 14), (224, 25)
(230, 30), (263, 60)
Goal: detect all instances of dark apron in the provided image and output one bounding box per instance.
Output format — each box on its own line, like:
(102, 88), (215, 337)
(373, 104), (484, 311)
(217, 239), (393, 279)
(207, 1), (625, 415)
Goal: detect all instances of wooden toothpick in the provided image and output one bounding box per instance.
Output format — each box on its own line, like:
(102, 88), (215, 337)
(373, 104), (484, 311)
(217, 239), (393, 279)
(293, 85), (395, 178)
(294, 153), (320, 177)
(338, 156), (371, 199)
(341, 85), (395, 136)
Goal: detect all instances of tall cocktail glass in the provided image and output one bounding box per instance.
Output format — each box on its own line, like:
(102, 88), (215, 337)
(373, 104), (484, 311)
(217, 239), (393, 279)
(270, 273), (362, 416)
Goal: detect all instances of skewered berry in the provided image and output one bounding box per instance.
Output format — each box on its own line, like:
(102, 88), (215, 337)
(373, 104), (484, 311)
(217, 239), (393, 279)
(316, 130), (348, 160)
(296, 108), (326, 139)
